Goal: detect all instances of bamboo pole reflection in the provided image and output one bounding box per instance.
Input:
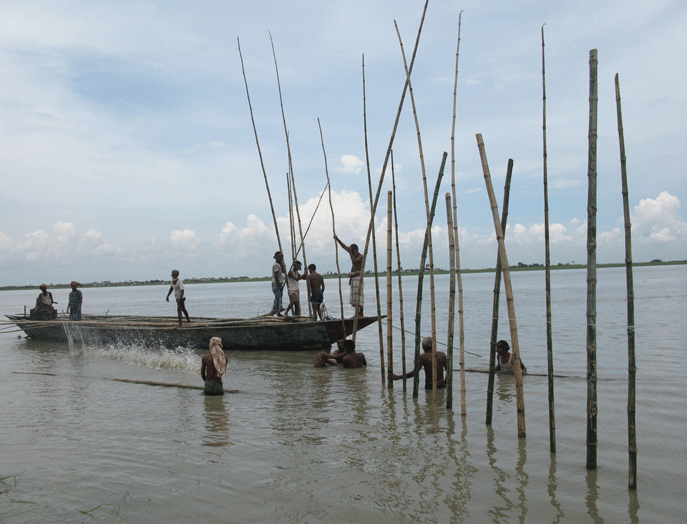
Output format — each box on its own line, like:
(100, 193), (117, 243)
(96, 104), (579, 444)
(515, 437), (528, 522)
(585, 469), (603, 524)
(547, 453), (564, 523)
(486, 426), (514, 522)
(628, 488), (640, 524)
(445, 410), (476, 521)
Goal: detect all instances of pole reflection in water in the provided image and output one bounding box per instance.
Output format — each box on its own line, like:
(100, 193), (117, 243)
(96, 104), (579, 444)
(627, 488), (640, 524)
(486, 426), (514, 522)
(548, 453), (564, 523)
(585, 469), (603, 524)
(445, 410), (476, 521)
(515, 437), (528, 522)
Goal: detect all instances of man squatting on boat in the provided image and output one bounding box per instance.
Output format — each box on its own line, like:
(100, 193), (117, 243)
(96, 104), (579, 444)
(166, 269), (191, 327)
(30, 284), (57, 320)
(201, 337), (227, 395)
(306, 264), (325, 321)
(388, 337), (447, 389)
(333, 234), (364, 318)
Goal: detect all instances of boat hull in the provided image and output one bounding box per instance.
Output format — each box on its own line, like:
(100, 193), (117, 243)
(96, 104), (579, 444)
(5, 314), (381, 351)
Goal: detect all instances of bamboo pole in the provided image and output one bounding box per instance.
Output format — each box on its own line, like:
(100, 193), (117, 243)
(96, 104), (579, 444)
(318, 118), (347, 328)
(359, 0), (429, 311)
(542, 25), (557, 453)
(387, 191), (394, 388)
(395, 20), (438, 403)
(445, 192), (456, 410)
(477, 134), (526, 438)
(391, 151), (407, 391)
(237, 38), (282, 252)
(361, 54), (386, 381)
(287, 173), (296, 260)
(615, 73), (637, 489)
(412, 153), (447, 397)
(486, 160), (514, 426)
(450, 9), (466, 417)
(586, 49), (599, 470)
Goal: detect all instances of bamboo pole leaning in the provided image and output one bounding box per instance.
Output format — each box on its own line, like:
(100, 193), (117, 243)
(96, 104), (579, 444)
(486, 160), (514, 426)
(361, 54), (386, 382)
(237, 38), (282, 252)
(412, 153), (447, 397)
(542, 25), (557, 453)
(391, 151), (407, 391)
(615, 73), (637, 489)
(586, 49), (599, 470)
(318, 118), (347, 328)
(450, 8), (466, 417)
(477, 134), (526, 438)
(395, 20), (438, 402)
(445, 193), (456, 410)
(387, 191), (394, 388)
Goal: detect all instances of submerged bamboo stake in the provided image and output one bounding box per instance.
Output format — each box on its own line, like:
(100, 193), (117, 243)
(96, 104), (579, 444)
(387, 191), (394, 388)
(445, 193), (456, 410)
(486, 160), (513, 426)
(318, 118), (347, 328)
(237, 38), (282, 252)
(395, 20), (438, 402)
(413, 153), (447, 397)
(391, 151), (407, 391)
(615, 73), (637, 489)
(586, 49), (599, 470)
(542, 25), (557, 453)
(450, 9), (466, 417)
(477, 134), (525, 438)
(361, 54), (385, 381)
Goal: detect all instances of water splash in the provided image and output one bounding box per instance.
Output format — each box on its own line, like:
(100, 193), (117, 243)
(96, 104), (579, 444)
(82, 342), (202, 375)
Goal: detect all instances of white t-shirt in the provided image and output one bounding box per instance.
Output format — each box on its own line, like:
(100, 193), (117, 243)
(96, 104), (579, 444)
(171, 278), (184, 299)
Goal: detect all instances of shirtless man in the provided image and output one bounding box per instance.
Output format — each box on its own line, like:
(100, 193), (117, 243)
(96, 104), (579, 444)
(333, 234), (364, 317)
(495, 340), (527, 375)
(313, 346), (337, 368)
(341, 339), (367, 369)
(388, 337), (447, 389)
(306, 263), (325, 320)
(166, 269), (190, 327)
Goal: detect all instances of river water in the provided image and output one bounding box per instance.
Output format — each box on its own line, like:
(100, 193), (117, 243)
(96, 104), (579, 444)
(1, 265), (685, 523)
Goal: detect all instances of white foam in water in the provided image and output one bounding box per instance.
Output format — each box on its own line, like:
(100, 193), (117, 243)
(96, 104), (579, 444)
(82, 342), (201, 374)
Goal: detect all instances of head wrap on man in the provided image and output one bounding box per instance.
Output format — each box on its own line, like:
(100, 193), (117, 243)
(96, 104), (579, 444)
(209, 337), (227, 377)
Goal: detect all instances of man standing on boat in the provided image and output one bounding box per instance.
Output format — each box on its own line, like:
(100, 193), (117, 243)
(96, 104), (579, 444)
(284, 260), (306, 316)
(67, 281), (83, 321)
(333, 234), (364, 318)
(270, 251), (287, 316)
(306, 263), (325, 320)
(201, 337), (227, 395)
(388, 337), (447, 389)
(166, 269), (191, 327)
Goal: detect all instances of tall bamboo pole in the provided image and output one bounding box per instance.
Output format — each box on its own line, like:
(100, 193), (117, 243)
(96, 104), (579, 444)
(450, 9), (466, 417)
(237, 38), (282, 252)
(362, 54), (386, 381)
(486, 159), (513, 426)
(477, 134), (526, 438)
(445, 193), (456, 410)
(287, 173), (296, 260)
(318, 119), (347, 330)
(395, 21), (438, 402)
(387, 191), (394, 388)
(586, 49), (599, 470)
(542, 25), (557, 453)
(360, 0), (429, 299)
(391, 151), (407, 391)
(413, 153), (447, 397)
(615, 73), (637, 489)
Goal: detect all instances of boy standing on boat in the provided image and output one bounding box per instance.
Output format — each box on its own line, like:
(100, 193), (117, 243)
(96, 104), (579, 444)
(333, 234), (364, 318)
(270, 251), (287, 316)
(284, 260), (306, 316)
(166, 269), (191, 327)
(306, 263), (325, 320)
(201, 337), (227, 395)
(67, 281), (83, 321)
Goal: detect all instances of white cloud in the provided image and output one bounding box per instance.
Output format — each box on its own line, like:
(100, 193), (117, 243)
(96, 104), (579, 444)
(171, 229), (197, 248)
(632, 191), (687, 243)
(334, 154), (364, 174)
(85, 229), (103, 241)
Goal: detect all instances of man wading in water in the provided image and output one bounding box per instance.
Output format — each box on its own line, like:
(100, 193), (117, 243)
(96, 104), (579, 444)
(388, 337), (447, 389)
(333, 234), (364, 318)
(201, 337), (227, 395)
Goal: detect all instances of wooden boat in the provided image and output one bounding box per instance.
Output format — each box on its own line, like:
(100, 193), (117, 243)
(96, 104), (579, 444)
(4, 313), (381, 350)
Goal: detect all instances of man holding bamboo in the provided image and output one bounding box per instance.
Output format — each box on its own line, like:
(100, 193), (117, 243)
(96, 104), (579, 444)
(333, 234), (364, 318)
(388, 337), (447, 389)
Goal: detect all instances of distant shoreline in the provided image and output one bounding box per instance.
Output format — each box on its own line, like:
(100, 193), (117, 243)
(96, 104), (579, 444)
(2, 260), (684, 292)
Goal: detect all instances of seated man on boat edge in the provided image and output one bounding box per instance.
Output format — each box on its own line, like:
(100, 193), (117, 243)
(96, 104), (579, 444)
(201, 337), (227, 395)
(30, 284), (57, 320)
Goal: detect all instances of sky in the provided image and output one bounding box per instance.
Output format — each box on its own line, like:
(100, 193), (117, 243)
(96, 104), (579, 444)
(1, 0), (685, 286)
